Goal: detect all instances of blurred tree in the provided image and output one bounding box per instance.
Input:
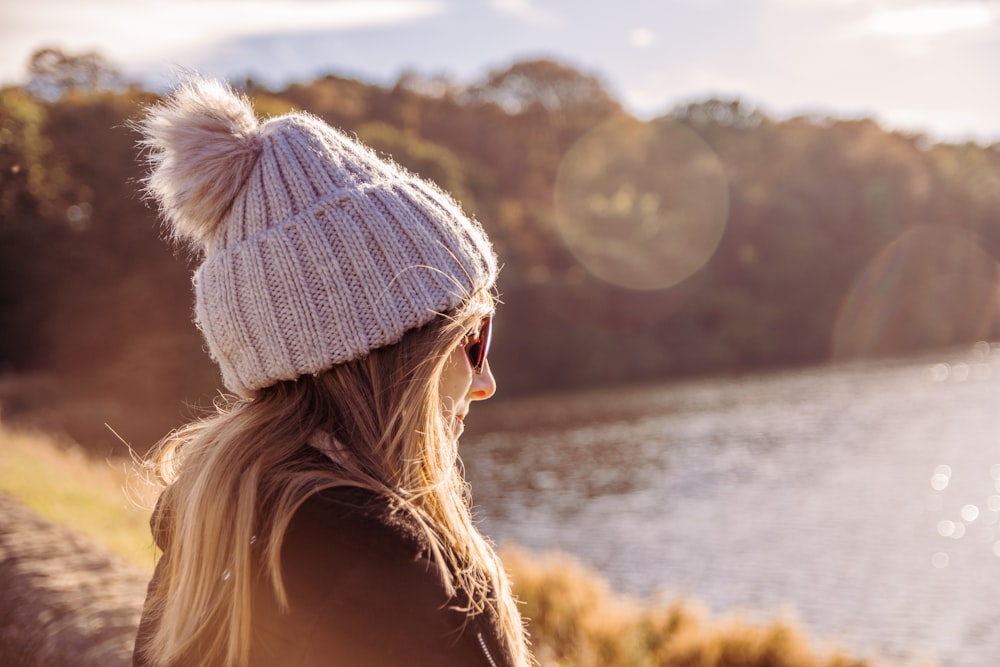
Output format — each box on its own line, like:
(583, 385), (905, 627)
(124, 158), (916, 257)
(356, 122), (474, 209)
(280, 74), (371, 130)
(467, 59), (616, 117)
(6, 54), (1000, 451)
(0, 87), (67, 217)
(469, 58), (622, 162)
(25, 47), (123, 99)
(0, 87), (70, 370)
(670, 97), (764, 130)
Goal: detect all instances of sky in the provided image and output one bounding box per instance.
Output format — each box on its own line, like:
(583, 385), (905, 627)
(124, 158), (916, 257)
(3, 0), (999, 144)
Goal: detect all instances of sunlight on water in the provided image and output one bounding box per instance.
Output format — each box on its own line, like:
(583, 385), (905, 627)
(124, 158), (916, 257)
(928, 363), (949, 382)
(951, 363), (971, 382)
(553, 116), (728, 290)
(463, 347), (1000, 667)
(930, 466), (950, 491)
(937, 519), (957, 537)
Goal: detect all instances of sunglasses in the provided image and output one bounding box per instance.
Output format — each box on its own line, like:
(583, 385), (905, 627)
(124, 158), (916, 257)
(462, 315), (492, 375)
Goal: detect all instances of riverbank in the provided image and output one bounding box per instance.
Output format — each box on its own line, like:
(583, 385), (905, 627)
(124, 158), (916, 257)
(0, 423), (910, 666)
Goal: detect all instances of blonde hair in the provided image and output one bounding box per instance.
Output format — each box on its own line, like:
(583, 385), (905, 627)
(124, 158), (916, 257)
(139, 290), (531, 666)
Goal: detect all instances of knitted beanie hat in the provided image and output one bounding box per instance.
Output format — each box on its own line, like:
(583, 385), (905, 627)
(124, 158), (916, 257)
(139, 78), (497, 397)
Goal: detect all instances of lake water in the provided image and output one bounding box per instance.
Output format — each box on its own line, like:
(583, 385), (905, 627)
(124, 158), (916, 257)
(461, 345), (1000, 667)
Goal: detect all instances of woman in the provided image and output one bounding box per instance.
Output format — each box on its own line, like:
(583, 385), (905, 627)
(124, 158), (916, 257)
(133, 78), (531, 666)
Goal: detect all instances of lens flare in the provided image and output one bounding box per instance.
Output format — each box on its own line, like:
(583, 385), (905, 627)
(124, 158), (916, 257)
(927, 363), (949, 382)
(554, 115), (728, 291)
(961, 504), (980, 522)
(930, 472), (949, 491)
(832, 225), (1000, 360)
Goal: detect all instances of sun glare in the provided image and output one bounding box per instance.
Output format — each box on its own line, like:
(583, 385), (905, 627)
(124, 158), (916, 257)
(859, 3), (995, 37)
(629, 28), (655, 48)
(553, 116), (728, 291)
(1, 1), (446, 67)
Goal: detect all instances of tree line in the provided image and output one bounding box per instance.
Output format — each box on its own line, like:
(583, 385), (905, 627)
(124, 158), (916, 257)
(3, 48), (1000, 452)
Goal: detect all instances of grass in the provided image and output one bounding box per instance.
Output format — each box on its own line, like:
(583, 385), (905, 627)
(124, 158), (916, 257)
(0, 423), (159, 570)
(502, 547), (905, 667)
(0, 422), (921, 666)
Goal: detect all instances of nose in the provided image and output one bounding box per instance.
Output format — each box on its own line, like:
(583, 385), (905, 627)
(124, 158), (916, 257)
(469, 359), (497, 401)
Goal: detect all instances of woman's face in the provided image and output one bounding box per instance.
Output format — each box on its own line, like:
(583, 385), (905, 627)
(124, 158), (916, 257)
(440, 318), (496, 438)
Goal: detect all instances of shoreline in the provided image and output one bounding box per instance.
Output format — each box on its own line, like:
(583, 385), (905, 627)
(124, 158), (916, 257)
(0, 423), (910, 666)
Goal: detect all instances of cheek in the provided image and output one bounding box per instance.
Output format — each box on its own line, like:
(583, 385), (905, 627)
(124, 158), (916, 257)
(439, 349), (472, 408)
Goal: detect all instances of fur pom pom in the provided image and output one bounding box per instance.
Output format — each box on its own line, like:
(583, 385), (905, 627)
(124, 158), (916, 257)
(139, 78), (261, 249)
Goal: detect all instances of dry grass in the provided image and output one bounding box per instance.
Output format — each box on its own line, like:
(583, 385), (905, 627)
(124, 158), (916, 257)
(0, 422), (159, 570)
(500, 547), (917, 667)
(0, 422), (921, 667)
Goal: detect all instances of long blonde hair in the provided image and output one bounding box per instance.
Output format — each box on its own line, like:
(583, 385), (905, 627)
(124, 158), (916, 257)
(139, 290), (530, 666)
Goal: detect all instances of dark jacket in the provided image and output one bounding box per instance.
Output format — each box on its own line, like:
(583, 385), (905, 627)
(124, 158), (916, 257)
(134, 487), (511, 666)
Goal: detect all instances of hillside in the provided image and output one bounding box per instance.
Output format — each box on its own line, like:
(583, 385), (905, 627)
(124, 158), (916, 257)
(3, 50), (1000, 454)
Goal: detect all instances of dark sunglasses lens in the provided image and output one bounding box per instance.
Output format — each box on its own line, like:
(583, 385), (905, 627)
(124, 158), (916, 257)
(467, 316), (492, 373)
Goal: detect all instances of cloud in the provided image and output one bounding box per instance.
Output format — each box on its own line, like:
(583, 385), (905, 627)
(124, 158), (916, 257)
(852, 3), (996, 37)
(765, 0), (863, 6)
(629, 28), (655, 48)
(879, 104), (996, 142)
(490, 0), (559, 24)
(1, 1), (444, 81)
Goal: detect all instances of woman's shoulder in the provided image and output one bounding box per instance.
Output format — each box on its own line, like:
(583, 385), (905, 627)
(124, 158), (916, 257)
(284, 486), (428, 563)
(275, 485), (451, 618)
(253, 488), (495, 666)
